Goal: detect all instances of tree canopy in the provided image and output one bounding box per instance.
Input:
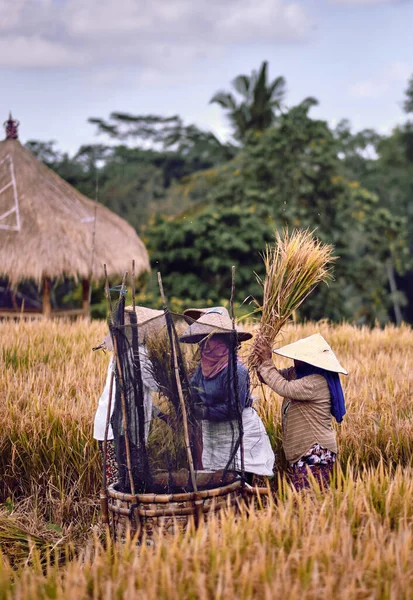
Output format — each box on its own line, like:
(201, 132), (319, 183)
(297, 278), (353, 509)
(18, 61), (413, 324)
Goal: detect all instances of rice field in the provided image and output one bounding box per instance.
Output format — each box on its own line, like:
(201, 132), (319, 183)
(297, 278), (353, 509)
(1, 319), (413, 599)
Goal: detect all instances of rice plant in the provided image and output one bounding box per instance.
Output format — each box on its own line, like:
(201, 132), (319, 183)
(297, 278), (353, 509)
(1, 319), (413, 598)
(248, 228), (335, 369)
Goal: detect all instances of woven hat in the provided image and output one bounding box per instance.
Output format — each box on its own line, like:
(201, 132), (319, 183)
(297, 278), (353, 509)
(183, 306), (230, 325)
(95, 306), (165, 350)
(179, 308), (252, 344)
(274, 333), (347, 375)
(123, 305), (166, 345)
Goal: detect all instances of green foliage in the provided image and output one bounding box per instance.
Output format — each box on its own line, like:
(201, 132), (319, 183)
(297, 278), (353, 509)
(404, 74), (413, 114)
(88, 113), (236, 164)
(210, 60), (317, 142)
(20, 66), (413, 325)
(146, 204), (275, 305)
(146, 104), (411, 324)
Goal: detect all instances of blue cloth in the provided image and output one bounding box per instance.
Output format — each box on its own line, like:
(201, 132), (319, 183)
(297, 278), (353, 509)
(190, 362), (252, 422)
(295, 361), (346, 423)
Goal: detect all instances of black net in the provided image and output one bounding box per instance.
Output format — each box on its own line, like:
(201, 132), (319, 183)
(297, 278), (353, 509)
(108, 295), (244, 494)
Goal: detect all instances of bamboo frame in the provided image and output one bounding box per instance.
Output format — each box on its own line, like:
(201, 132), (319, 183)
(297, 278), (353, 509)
(103, 265), (135, 497)
(113, 272), (136, 496)
(157, 273), (199, 498)
(128, 260), (150, 481)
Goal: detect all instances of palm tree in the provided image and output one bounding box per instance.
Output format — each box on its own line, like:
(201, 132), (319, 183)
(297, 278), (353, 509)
(210, 61), (286, 141)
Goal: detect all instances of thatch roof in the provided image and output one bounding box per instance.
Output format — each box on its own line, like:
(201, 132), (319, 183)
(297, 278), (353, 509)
(0, 118), (150, 287)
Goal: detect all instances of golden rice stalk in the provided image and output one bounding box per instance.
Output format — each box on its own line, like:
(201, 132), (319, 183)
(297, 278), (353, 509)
(248, 228), (335, 369)
(0, 513), (68, 567)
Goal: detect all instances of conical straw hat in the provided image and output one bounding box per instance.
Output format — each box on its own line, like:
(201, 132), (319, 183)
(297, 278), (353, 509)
(180, 307), (251, 344)
(97, 306), (165, 349)
(183, 306), (229, 324)
(274, 333), (348, 375)
(124, 305), (166, 345)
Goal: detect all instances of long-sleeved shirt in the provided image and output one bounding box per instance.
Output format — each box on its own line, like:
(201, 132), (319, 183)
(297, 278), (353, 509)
(93, 346), (159, 441)
(258, 360), (337, 463)
(190, 362), (252, 421)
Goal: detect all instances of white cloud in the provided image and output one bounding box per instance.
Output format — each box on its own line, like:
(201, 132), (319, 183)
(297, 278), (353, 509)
(0, 0), (27, 30)
(330, 0), (403, 5)
(349, 80), (388, 98)
(349, 61), (411, 99)
(0, 0), (313, 70)
(0, 36), (84, 68)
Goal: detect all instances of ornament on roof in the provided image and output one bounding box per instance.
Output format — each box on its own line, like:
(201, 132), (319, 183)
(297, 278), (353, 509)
(4, 113), (19, 139)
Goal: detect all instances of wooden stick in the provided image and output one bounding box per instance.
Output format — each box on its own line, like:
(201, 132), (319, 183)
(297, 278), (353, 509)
(103, 264), (113, 315)
(157, 272), (198, 496)
(131, 259), (136, 311)
(113, 272), (136, 496)
(230, 266), (245, 486)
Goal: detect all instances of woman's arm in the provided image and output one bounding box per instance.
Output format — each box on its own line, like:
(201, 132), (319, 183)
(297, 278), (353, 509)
(258, 360), (317, 401)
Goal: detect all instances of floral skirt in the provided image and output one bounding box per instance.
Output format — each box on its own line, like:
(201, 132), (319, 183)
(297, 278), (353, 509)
(98, 440), (118, 487)
(288, 444), (336, 491)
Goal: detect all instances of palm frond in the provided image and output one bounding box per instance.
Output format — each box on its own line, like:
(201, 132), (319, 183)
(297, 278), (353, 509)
(209, 92), (237, 110)
(232, 75), (251, 99)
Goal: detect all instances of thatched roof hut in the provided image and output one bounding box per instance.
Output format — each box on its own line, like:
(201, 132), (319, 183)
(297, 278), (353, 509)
(0, 115), (150, 317)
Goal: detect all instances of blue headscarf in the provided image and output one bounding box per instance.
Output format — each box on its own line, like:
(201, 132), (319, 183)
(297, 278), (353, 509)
(295, 361), (346, 423)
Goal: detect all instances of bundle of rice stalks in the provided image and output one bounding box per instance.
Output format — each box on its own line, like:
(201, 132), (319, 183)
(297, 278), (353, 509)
(248, 228), (335, 370)
(145, 326), (197, 414)
(0, 512), (69, 567)
(145, 326), (200, 474)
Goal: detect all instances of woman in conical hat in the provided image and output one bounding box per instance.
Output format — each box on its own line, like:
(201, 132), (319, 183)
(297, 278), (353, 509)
(180, 308), (275, 481)
(93, 305), (168, 488)
(254, 333), (347, 491)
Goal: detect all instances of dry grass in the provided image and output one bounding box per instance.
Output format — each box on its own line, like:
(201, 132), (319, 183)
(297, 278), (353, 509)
(1, 319), (413, 598)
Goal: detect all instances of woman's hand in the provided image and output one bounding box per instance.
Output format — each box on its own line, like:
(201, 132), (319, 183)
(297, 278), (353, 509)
(253, 337), (273, 365)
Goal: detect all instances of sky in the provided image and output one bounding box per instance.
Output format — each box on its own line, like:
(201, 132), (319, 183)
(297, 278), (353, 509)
(0, 0), (412, 153)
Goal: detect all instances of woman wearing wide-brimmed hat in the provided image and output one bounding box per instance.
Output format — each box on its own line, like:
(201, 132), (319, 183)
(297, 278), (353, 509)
(254, 334), (347, 490)
(93, 306), (167, 486)
(180, 308), (275, 481)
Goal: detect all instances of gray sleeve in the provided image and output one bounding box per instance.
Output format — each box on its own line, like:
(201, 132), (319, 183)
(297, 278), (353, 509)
(138, 347), (159, 391)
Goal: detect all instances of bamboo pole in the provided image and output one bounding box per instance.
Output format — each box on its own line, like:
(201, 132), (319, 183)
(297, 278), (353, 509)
(230, 266), (246, 491)
(112, 272), (136, 496)
(131, 259), (136, 311)
(157, 272), (199, 501)
(103, 264), (113, 315)
(129, 259), (150, 485)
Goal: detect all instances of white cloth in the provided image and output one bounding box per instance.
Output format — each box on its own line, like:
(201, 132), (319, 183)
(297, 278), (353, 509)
(93, 347), (158, 441)
(201, 407), (275, 476)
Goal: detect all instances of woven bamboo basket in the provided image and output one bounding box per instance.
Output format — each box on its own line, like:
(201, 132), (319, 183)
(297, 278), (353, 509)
(107, 470), (243, 542)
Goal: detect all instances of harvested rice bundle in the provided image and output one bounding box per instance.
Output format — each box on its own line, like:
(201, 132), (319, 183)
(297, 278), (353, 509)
(0, 512), (68, 567)
(145, 327), (197, 414)
(145, 327), (199, 473)
(248, 228), (335, 370)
